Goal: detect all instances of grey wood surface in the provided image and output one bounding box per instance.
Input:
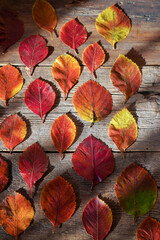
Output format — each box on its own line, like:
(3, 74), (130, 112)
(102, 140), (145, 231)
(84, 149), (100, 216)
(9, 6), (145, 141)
(0, 0), (160, 239)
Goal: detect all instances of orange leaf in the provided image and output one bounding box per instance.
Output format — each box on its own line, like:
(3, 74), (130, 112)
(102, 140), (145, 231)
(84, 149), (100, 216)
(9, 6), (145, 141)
(0, 114), (27, 153)
(40, 176), (76, 231)
(82, 42), (105, 78)
(96, 5), (131, 48)
(0, 64), (23, 105)
(109, 107), (137, 155)
(0, 156), (9, 193)
(0, 192), (34, 240)
(52, 54), (81, 100)
(110, 54), (142, 101)
(73, 80), (112, 126)
(32, 0), (57, 38)
(51, 114), (76, 159)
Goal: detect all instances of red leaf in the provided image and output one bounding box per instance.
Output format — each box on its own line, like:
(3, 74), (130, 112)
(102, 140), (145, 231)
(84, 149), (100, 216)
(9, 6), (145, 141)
(137, 216), (160, 240)
(0, 9), (24, 51)
(19, 143), (48, 197)
(60, 18), (87, 53)
(82, 196), (112, 240)
(40, 176), (76, 231)
(0, 157), (9, 193)
(72, 135), (114, 190)
(25, 79), (56, 122)
(19, 35), (48, 75)
(51, 114), (76, 159)
(0, 114), (27, 153)
(82, 42), (105, 78)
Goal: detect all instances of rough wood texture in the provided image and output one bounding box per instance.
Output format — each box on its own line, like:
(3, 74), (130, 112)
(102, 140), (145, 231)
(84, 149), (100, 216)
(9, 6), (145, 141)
(0, 0), (160, 239)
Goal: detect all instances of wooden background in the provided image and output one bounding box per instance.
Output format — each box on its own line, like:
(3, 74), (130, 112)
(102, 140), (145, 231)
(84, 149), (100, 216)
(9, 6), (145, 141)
(0, 0), (160, 239)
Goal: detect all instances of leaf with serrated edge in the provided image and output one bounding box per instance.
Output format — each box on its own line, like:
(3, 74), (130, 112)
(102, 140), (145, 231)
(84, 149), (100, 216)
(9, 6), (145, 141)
(60, 18), (87, 53)
(72, 135), (114, 190)
(0, 64), (23, 105)
(51, 114), (76, 159)
(115, 163), (157, 219)
(137, 216), (160, 240)
(0, 157), (9, 193)
(109, 107), (137, 155)
(96, 5), (131, 48)
(25, 78), (56, 122)
(19, 35), (48, 75)
(19, 143), (48, 197)
(0, 114), (27, 153)
(73, 80), (112, 126)
(82, 42), (105, 78)
(40, 176), (76, 231)
(52, 54), (80, 100)
(0, 192), (34, 240)
(32, 0), (57, 38)
(110, 54), (142, 101)
(82, 196), (112, 240)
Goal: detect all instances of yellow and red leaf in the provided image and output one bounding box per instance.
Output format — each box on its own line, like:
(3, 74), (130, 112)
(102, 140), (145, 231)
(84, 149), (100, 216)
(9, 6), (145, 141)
(0, 64), (23, 105)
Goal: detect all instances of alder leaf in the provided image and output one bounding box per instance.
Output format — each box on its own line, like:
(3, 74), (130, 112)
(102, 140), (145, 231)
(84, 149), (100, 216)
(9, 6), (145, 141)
(32, 0), (57, 38)
(25, 78), (56, 122)
(19, 143), (48, 197)
(19, 35), (48, 75)
(51, 114), (76, 159)
(137, 216), (160, 240)
(115, 163), (157, 219)
(82, 42), (105, 78)
(52, 54), (80, 100)
(0, 9), (24, 52)
(96, 4), (131, 49)
(40, 176), (76, 231)
(0, 114), (27, 153)
(0, 156), (9, 193)
(73, 80), (112, 126)
(109, 107), (137, 156)
(110, 54), (142, 101)
(82, 196), (112, 240)
(0, 64), (23, 106)
(0, 192), (34, 240)
(60, 18), (87, 53)
(72, 135), (114, 190)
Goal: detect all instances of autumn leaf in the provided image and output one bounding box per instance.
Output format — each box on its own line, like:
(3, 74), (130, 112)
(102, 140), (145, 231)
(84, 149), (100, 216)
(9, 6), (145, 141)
(110, 54), (142, 101)
(32, 0), (57, 38)
(19, 143), (48, 197)
(0, 156), (9, 193)
(0, 9), (24, 52)
(109, 107), (137, 156)
(60, 18), (87, 53)
(82, 196), (112, 240)
(0, 114), (27, 153)
(115, 163), (157, 219)
(72, 135), (114, 190)
(137, 216), (160, 240)
(25, 78), (56, 122)
(51, 114), (76, 159)
(96, 5), (131, 48)
(52, 54), (80, 100)
(73, 80), (112, 126)
(82, 42), (105, 78)
(40, 176), (76, 231)
(19, 35), (48, 75)
(0, 192), (34, 240)
(0, 64), (23, 106)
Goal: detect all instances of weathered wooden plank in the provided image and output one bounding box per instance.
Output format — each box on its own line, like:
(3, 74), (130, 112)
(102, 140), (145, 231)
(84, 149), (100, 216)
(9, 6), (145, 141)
(0, 152), (159, 240)
(0, 0), (160, 66)
(0, 66), (160, 152)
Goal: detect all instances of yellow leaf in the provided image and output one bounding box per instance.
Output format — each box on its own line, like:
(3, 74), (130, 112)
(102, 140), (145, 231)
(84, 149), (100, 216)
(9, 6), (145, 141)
(95, 5), (131, 48)
(109, 107), (137, 154)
